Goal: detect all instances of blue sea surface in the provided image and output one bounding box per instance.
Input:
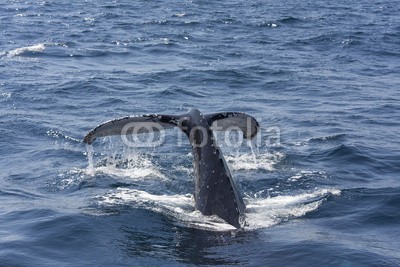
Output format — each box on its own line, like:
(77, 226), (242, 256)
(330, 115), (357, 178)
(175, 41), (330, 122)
(1, 0), (400, 266)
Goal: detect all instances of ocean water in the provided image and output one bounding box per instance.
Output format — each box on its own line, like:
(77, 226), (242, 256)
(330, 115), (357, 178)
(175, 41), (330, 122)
(1, 0), (400, 266)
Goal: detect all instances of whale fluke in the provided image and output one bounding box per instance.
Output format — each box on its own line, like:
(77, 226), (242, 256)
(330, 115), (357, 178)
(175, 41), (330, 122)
(83, 109), (259, 228)
(83, 114), (182, 145)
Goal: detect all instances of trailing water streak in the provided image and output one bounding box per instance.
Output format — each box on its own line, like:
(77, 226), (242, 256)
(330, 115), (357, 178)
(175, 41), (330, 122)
(86, 144), (94, 176)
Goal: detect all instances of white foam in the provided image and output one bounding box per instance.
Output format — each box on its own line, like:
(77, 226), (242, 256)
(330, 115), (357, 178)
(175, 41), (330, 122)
(173, 165), (192, 174)
(88, 154), (166, 180)
(226, 151), (284, 171)
(1, 92), (12, 98)
(288, 170), (327, 182)
(101, 188), (193, 209)
(56, 150), (166, 190)
(86, 145), (95, 176)
(288, 175), (302, 181)
(46, 130), (81, 143)
(174, 13), (186, 17)
(244, 189), (341, 229)
(96, 187), (340, 231)
(75, 140), (335, 231)
(95, 164), (165, 180)
(57, 168), (87, 189)
(99, 188), (237, 231)
(6, 44), (45, 57)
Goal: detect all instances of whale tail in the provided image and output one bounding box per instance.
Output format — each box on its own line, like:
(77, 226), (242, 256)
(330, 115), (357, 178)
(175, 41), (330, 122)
(83, 111), (259, 144)
(83, 114), (184, 144)
(83, 109), (259, 228)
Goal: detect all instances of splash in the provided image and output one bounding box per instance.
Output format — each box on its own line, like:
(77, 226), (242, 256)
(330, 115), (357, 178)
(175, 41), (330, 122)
(80, 135), (333, 231)
(288, 170), (327, 182)
(57, 146), (166, 190)
(81, 142), (166, 180)
(56, 168), (87, 189)
(46, 130), (81, 143)
(94, 154), (166, 180)
(98, 188), (237, 231)
(5, 44), (45, 57)
(96, 187), (340, 232)
(244, 189), (341, 229)
(248, 140), (258, 166)
(226, 151), (284, 171)
(86, 144), (95, 176)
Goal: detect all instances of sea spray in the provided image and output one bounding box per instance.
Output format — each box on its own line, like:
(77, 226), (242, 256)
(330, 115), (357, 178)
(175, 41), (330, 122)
(97, 187), (340, 231)
(6, 43), (45, 57)
(247, 139), (258, 168)
(86, 144), (95, 175)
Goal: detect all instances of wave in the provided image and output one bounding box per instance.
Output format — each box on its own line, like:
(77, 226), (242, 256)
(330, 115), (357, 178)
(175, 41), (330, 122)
(98, 188), (238, 231)
(225, 151), (284, 171)
(308, 133), (347, 142)
(256, 16), (302, 28)
(58, 154), (166, 190)
(46, 130), (81, 143)
(96, 187), (340, 231)
(256, 21), (278, 28)
(1, 92), (12, 99)
(93, 154), (167, 180)
(0, 188), (42, 199)
(245, 188), (340, 229)
(308, 144), (379, 166)
(1, 42), (130, 59)
(287, 170), (327, 182)
(159, 87), (206, 98)
(71, 141), (338, 231)
(4, 44), (45, 57)
(279, 16), (302, 24)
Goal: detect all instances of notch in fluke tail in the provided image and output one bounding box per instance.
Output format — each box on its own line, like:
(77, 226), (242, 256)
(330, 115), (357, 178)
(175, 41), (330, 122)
(83, 110), (259, 145)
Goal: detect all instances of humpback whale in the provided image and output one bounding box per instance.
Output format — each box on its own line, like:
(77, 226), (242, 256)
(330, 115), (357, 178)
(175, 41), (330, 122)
(83, 108), (259, 228)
